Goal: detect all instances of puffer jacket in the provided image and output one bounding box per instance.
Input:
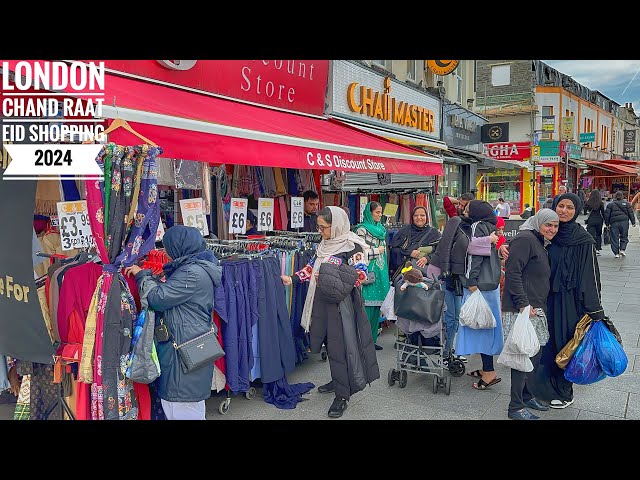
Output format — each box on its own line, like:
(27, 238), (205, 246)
(312, 262), (380, 400)
(605, 200), (635, 226)
(430, 216), (470, 276)
(135, 254), (222, 402)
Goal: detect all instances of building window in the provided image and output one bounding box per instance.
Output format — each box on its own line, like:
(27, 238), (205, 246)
(455, 73), (463, 104)
(406, 60), (421, 82)
(372, 60), (391, 71)
(491, 64), (510, 86)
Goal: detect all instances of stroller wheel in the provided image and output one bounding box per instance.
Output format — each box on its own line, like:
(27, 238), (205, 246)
(399, 371), (408, 388)
(448, 359), (466, 377)
(432, 375), (439, 394)
(445, 375), (452, 395)
(387, 369), (397, 386)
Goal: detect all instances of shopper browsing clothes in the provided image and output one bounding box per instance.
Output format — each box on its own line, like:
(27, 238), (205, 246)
(528, 193), (606, 409)
(604, 190), (636, 258)
(501, 209), (559, 420)
(280, 206), (380, 418)
(125, 225), (222, 420)
(354, 201), (390, 351)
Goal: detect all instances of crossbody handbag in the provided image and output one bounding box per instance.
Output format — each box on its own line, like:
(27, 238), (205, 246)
(166, 322), (225, 374)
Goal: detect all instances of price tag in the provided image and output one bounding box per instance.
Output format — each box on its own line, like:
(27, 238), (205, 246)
(257, 197), (274, 232)
(56, 200), (95, 251)
(229, 197), (248, 234)
(290, 196), (304, 229)
(50, 215), (59, 228)
(180, 198), (209, 237)
(156, 220), (166, 242)
(359, 196), (369, 223)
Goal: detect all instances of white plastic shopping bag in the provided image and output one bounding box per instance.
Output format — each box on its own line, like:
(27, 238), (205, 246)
(497, 350), (533, 372)
(459, 289), (496, 329)
(380, 286), (397, 321)
(504, 306), (540, 357)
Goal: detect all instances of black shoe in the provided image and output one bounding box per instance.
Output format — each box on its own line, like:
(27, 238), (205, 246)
(328, 397), (348, 418)
(374, 344), (383, 351)
(525, 398), (550, 411)
(508, 408), (540, 420)
(317, 381), (335, 394)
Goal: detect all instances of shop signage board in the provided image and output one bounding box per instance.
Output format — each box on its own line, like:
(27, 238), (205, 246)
(290, 196), (304, 229)
(561, 116), (574, 141)
(482, 141), (531, 161)
(542, 116), (555, 132)
(257, 197), (274, 232)
(56, 200), (95, 251)
(229, 197), (248, 235)
(179, 198), (209, 237)
(502, 219), (526, 241)
(579, 132), (595, 143)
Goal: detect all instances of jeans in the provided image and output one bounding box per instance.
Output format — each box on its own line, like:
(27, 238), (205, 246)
(481, 354), (494, 372)
(443, 288), (461, 358)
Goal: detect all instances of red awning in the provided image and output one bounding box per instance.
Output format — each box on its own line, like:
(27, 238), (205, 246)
(584, 161), (638, 175)
(1, 61), (443, 176)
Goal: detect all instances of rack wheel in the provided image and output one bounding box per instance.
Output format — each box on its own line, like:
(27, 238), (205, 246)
(218, 399), (230, 415)
(445, 375), (451, 395)
(245, 387), (257, 400)
(321, 351), (328, 361)
(388, 369), (397, 386)
(432, 375), (439, 394)
(399, 370), (408, 388)
(448, 359), (466, 377)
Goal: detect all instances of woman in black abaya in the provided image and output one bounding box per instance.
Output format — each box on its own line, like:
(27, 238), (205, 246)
(529, 192), (605, 409)
(389, 206), (441, 277)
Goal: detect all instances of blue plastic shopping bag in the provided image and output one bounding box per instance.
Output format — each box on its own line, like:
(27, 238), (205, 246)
(592, 321), (627, 377)
(564, 325), (606, 385)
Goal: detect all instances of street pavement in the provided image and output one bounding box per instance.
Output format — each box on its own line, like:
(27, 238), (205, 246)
(2, 214), (640, 420)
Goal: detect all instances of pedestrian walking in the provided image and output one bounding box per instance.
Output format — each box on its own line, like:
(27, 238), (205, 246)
(495, 198), (511, 219)
(604, 190), (636, 258)
(584, 189), (605, 255)
(501, 208), (559, 420)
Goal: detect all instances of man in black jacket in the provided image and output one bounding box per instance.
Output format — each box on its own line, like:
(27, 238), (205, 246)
(604, 190), (636, 257)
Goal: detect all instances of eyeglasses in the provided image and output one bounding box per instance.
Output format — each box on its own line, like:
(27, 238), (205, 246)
(317, 224), (331, 232)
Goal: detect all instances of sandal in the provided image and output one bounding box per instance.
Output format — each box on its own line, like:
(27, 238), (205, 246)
(472, 377), (502, 390)
(466, 369), (483, 378)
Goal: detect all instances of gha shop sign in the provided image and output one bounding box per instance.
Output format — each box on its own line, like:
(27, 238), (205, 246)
(482, 141), (531, 161)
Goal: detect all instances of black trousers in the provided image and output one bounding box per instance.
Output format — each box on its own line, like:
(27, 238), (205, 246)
(509, 350), (542, 413)
(609, 221), (630, 255)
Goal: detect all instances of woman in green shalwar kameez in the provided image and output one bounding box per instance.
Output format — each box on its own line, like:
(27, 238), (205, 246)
(354, 201), (390, 349)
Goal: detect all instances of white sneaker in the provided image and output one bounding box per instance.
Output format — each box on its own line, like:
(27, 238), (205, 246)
(549, 399), (575, 409)
(620, 250), (626, 256)
(596, 251), (601, 256)
(615, 254), (620, 258)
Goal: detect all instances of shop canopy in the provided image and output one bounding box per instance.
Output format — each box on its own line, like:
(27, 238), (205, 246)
(584, 161), (638, 175)
(1, 61), (442, 176)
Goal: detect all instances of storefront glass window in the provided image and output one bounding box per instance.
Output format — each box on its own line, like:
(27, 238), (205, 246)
(482, 169), (522, 214)
(436, 163), (462, 226)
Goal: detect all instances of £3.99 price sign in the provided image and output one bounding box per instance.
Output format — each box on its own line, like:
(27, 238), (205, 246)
(229, 197), (248, 234)
(290, 196), (304, 229)
(56, 200), (95, 251)
(180, 198), (209, 237)
(257, 197), (274, 232)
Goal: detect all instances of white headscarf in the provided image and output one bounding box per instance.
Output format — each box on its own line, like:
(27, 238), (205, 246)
(519, 208), (559, 245)
(300, 206), (370, 332)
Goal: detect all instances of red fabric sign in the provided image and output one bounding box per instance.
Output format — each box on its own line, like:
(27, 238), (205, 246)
(482, 141), (531, 160)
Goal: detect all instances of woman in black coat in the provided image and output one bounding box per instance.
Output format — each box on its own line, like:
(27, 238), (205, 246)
(281, 206), (379, 418)
(389, 206), (441, 277)
(501, 208), (559, 420)
(584, 189), (605, 254)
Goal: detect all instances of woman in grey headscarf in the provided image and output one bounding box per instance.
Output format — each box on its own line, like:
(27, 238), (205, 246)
(500, 208), (559, 420)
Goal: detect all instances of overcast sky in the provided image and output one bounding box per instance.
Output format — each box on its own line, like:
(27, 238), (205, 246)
(541, 60), (640, 115)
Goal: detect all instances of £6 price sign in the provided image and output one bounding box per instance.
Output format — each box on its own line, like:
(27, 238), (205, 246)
(180, 198), (209, 237)
(257, 197), (274, 232)
(229, 197), (248, 234)
(56, 200), (95, 251)
(290, 196), (304, 229)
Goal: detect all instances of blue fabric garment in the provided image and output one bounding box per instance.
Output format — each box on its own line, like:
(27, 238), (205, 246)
(61, 177), (80, 201)
(250, 320), (261, 381)
(443, 288), (462, 357)
(348, 195), (358, 225)
(455, 287), (504, 356)
(290, 250), (312, 364)
(262, 377), (315, 409)
(256, 256), (296, 383)
(215, 259), (257, 393)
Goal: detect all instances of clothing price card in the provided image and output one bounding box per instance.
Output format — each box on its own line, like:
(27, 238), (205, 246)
(180, 198), (209, 237)
(56, 200), (95, 251)
(257, 197), (274, 232)
(155, 220), (165, 242)
(290, 196), (304, 229)
(229, 197), (248, 234)
(359, 196), (369, 223)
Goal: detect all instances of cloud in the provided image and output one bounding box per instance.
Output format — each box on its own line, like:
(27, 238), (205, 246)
(542, 60), (640, 114)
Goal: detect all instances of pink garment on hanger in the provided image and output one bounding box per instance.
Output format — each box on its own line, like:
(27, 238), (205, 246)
(279, 196), (288, 230)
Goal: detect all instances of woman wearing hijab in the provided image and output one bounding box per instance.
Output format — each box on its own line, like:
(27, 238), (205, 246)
(354, 201), (390, 350)
(501, 209), (559, 420)
(456, 200), (504, 390)
(125, 225), (222, 420)
(280, 206), (380, 418)
(584, 189), (605, 255)
(529, 193), (606, 409)
(389, 206), (441, 277)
